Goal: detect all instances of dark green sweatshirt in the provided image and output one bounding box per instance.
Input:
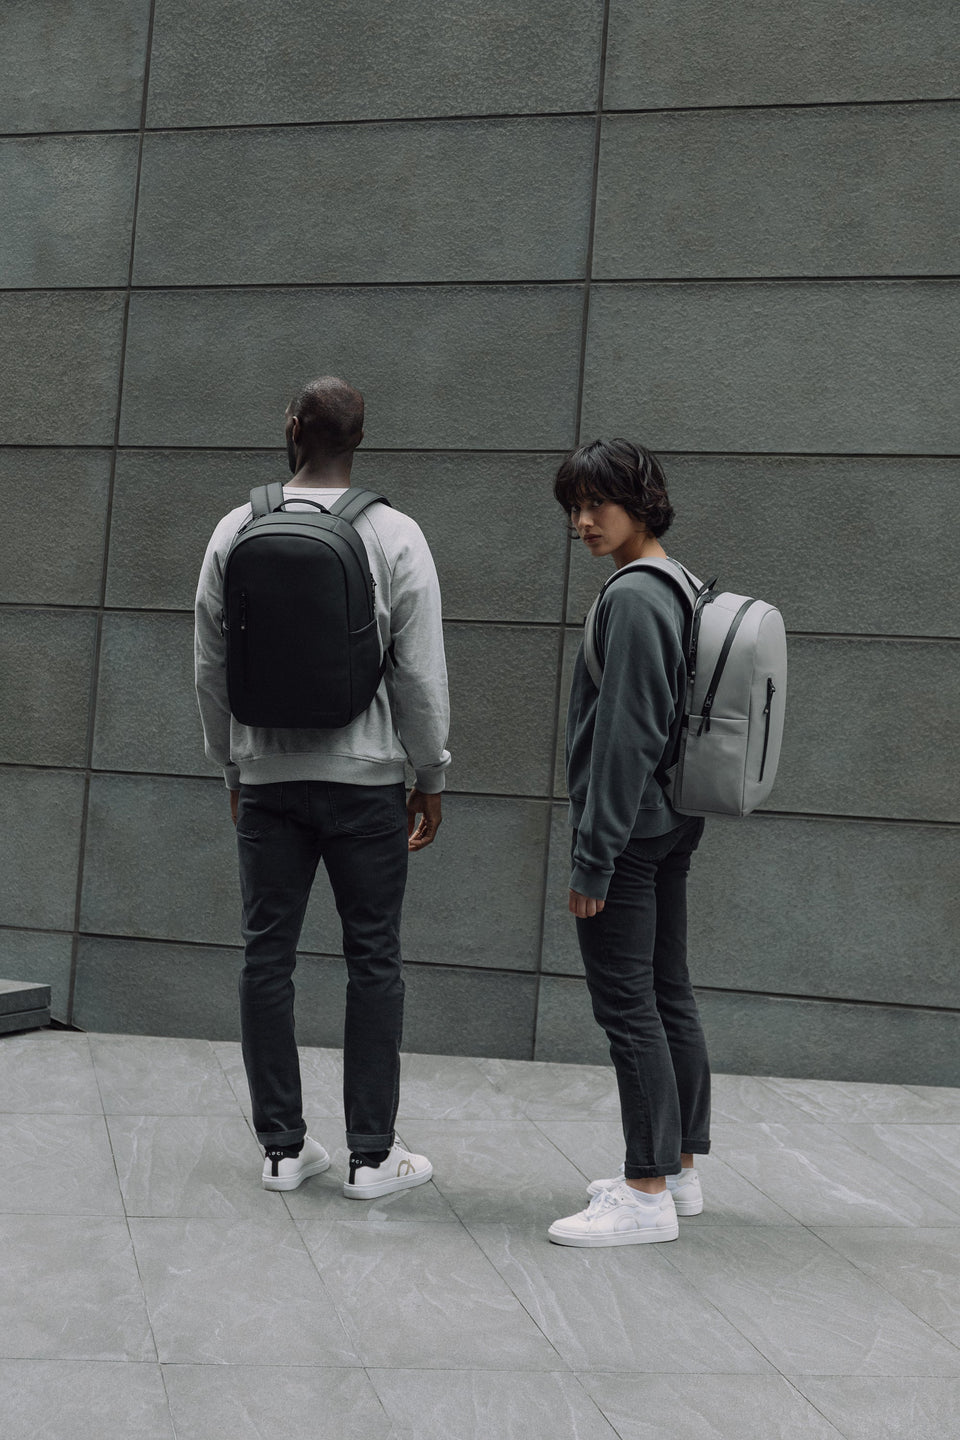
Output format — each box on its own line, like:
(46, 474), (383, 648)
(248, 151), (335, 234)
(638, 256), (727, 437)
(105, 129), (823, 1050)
(566, 567), (687, 900)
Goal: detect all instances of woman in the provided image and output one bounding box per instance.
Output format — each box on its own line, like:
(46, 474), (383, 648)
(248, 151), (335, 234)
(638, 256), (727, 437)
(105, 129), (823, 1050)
(548, 438), (711, 1248)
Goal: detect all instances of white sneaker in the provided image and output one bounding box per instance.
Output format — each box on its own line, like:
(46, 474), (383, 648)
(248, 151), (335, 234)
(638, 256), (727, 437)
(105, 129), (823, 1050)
(549, 1183), (679, 1247)
(342, 1143), (433, 1199)
(587, 1164), (703, 1216)
(261, 1135), (330, 1192)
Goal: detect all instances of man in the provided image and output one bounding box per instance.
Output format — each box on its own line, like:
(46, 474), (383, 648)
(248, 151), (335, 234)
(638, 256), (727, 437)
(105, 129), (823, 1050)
(547, 438), (711, 1247)
(195, 376), (450, 1197)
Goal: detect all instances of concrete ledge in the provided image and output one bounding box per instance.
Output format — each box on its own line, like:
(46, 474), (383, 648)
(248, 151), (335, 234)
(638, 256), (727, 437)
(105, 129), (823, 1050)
(0, 979), (52, 1034)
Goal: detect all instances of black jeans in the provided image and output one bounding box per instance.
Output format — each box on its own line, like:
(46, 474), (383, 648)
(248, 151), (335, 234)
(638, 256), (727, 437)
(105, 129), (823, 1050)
(574, 816), (711, 1179)
(236, 780), (408, 1152)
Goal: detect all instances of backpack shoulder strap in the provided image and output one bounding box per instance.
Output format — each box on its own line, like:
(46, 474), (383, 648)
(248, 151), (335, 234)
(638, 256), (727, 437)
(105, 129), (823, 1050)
(250, 482), (286, 518)
(582, 556), (705, 687)
(328, 488), (391, 526)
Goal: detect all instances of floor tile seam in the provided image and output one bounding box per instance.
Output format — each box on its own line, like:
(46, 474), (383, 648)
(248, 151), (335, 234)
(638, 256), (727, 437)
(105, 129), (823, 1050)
(410, 1216), (574, 1373)
(804, 1224), (960, 1350)
(528, 1116), (596, 1182)
(285, 1206), (462, 1367)
(646, 1238), (785, 1378)
(820, 1116), (960, 1217)
(773, 1374), (852, 1438)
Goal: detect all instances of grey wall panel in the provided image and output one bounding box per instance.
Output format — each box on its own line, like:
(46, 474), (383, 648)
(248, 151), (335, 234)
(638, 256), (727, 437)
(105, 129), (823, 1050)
(134, 119), (595, 286)
(297, 796), (552, 972)
(80, 775), (239, 944)
(0, 292), (126, 446)
(444, 624), (561, 795)
(73, 936), (243, 1041)
(534, 976), (611, 1065)
(354, 452), (568, 623)
(604, 0), (960, 109)
(0, 929), (74, 1023)
(400, 965), (538, 1059)
(0, 450), (111, 605)
(565, 456), (960, 640)
(541, 806), (585, 978)
(690, 816), (960, 1010)
(551, 629), (581, 798)
(594, 105), (960, 280)
(147, 0), (603, 127)
(119, 287), (583, 449)
(0, 0), (150, 133)
(0, 135), (139, 288)
(536, 976), (960, 1087)
(92, 612), (216, 778)
(0, 610), (98, 766)
(772, 638), (960, 822)
(106, 448), (569, 621)
(0, 769), (85, 930)
(106, 450), (285, 610)
(698, 990), (960, 1089)
(580, 281), (960, 454)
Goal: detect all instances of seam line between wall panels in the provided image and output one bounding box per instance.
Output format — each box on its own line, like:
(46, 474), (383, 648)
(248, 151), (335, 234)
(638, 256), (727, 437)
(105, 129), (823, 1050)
(65, 0), (158, 1025)
(532, 0), (612, 1055)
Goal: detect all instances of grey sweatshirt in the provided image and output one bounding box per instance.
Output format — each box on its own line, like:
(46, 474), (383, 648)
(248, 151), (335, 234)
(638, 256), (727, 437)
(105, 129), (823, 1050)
(195, 486), (451, 793)
(566, 567), (686, 899)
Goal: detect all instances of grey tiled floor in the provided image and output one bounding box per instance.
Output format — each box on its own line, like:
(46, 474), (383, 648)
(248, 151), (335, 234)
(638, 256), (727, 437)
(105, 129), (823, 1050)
(2, 1031), (960, 1439)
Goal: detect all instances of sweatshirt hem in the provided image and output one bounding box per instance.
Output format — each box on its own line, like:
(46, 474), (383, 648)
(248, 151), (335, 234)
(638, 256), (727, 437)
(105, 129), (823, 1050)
(237, 754), (409, 787)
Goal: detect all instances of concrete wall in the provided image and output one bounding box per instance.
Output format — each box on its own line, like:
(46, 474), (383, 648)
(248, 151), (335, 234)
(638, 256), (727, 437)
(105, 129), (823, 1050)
(2, 0), (958, 1083)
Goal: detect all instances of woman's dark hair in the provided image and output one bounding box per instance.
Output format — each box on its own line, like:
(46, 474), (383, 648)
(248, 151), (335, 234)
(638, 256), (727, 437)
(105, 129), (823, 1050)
(554, 438), (675, 538)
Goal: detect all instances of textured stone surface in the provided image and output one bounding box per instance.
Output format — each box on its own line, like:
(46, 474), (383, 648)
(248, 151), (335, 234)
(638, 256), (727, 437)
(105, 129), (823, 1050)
(119, 286), (583, 449)
(0, 609), (98, 767)
(594, 104), (960, 279)
(580, 281), (960, 454)
(0, 134), (138, 287)
(0, 291), (125, 445)
(0, 769), (85, 931)
(771, 637), (960, 821)
(92, 611), (216, 777)
(604, 0), (960, 108)
(0, 0), (150, 132)
(0, 449), (111, 606)
(444, 623), (562, 794)
(691, 815), (960, 1010)
(147, 0), (604, 126)
(565, 455), (960, 639)
(135, 119), (594, 285)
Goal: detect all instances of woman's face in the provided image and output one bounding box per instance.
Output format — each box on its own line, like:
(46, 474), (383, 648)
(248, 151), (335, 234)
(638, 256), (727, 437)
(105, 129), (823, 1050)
(570, 494), (645, 561)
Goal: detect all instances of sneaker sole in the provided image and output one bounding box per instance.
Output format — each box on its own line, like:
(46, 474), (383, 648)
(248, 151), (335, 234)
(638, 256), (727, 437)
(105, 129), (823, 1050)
(547, 1223), (679, 1248)
(342, 1163), (434, 1199)
(262, 1157), (331, 1192)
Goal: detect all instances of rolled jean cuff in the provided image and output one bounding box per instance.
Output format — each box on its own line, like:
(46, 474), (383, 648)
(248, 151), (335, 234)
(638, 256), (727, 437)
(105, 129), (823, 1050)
(681, 1139), (711, 1156)
(256, 1124), (306, 1149)
(625, 1163), (682, 1180)
(345, 1129), (395, 1152)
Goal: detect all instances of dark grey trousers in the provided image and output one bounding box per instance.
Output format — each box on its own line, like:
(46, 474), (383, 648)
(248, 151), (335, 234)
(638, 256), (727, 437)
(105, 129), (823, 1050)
(236, 779), (408, 1152)
(574, 816), (711, 1178)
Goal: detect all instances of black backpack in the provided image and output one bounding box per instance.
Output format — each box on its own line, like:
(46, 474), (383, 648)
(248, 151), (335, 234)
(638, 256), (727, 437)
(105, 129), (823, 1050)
(222, 483), (390, 729)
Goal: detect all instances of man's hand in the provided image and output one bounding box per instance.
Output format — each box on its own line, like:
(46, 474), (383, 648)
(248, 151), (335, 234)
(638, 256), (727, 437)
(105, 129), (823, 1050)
(569, 889), (605, 918)
(407, 789), (442, 851)
(230, 790), (239, 826)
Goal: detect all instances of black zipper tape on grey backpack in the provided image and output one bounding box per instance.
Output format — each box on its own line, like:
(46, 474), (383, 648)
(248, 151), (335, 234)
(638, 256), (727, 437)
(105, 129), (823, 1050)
(696, 598), (756, 735)
(759, 676), (776, 782)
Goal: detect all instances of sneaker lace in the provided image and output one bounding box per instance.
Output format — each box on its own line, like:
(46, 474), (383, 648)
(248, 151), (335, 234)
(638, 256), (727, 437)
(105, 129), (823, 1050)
(585, 1187), (622, 1217)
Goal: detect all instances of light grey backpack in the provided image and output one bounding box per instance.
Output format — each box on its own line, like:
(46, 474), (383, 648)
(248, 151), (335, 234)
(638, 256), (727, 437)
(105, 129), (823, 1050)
(583, 558), (787, 817)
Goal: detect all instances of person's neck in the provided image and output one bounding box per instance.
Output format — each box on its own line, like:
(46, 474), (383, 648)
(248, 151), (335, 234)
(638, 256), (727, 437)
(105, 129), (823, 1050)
(287, 454), (354, 488)
(612, 534), (667, 570)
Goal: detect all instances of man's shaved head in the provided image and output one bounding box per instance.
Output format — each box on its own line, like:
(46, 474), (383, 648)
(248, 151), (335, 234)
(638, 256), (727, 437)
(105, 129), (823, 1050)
(287, 376), (364, 458)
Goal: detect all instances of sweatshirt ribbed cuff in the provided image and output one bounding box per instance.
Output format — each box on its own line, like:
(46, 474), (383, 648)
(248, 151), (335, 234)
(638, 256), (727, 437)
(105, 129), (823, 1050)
(569, 862), (612, 902)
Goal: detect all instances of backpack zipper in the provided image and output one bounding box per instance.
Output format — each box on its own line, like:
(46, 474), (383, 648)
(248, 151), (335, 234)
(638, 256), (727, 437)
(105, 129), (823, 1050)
(759, 677), (776, 782)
